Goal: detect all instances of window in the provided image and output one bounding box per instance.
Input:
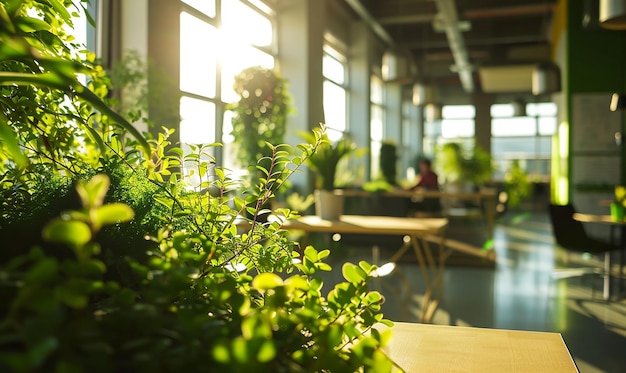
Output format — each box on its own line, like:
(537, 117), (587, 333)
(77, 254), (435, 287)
(323, 39), (348, 141)
(370, 75), (385, 179)
(491, 102), (557, 180)
(179, 0), (276, 185)
(423, 105), (475, 158)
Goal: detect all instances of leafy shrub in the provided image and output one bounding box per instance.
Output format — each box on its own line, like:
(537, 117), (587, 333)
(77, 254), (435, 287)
(0, 1), (396, 371)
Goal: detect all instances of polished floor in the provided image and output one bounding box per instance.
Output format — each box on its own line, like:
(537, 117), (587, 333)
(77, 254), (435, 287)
(317, 212), (626, 373)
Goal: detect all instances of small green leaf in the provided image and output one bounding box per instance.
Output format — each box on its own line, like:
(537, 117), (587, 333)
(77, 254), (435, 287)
(257, 340), (276, 362)
(16, 16), (51, 32)
(315, 262), (332, 272)
(76, 174), (110, 209)
(25, 258), (58, 283)
(251, 273), (283, 291)
(93, 203), (134, 227)
(43, 219), (91, 247)
(304, 246), (319, 262)
(0, 120), (28, 168)
(342, 263), (364, 284)
(213, 342), (230, 363)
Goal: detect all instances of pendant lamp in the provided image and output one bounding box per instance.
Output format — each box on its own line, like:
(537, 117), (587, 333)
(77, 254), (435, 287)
(600, 0), (626, 30)
(532, 62), (561, 95)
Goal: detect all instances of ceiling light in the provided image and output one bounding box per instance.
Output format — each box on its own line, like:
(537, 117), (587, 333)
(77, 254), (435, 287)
(382, 49), (416, 83)
(600, 0), (626, 30)
(532, 62), (561, 95)
(412, 82), (438, 106)
(610, 93), (626, 111)
(425, 103), (443, 121)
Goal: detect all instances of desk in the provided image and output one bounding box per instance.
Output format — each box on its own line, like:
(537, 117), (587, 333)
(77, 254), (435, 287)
(339, 189), (497, 242)
(385, 322), (579, 372)
(279, 215), (448, 323)
(573, 213), (625, 299)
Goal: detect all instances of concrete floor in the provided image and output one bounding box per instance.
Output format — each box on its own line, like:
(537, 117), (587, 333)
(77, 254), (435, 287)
(317, 212), (626, 373)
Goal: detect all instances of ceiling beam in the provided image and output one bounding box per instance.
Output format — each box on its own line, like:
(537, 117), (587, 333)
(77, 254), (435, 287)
(343, 0), (396, 47)
(464, 3), (556, 19)
(378, 13), (435, 25)
(402, 35), (548, 49)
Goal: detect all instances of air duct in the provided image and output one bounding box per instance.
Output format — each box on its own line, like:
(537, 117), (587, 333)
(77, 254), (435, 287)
(600, 0), (626, 30)
(433, 0), (474, 93)
(478, 64), (535, 93)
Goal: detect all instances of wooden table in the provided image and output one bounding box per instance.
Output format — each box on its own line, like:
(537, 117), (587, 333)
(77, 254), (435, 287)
(278, 215), (448, 323)
(385, 322), (579, 372)
(339, 189), (497, 242)
(573, 213), (626, 300)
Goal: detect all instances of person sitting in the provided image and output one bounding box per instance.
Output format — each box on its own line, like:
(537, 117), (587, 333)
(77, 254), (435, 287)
(408, 158), (442, 215)
(411, 158), (439, 191)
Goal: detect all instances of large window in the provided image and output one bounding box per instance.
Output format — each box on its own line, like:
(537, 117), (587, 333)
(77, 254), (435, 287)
(322, 36), (348, 142)
(491, 102), (557, 180)
(370, 75), (385, 179)
(423, 105), (476, 158)
(179, 0), (276, 184)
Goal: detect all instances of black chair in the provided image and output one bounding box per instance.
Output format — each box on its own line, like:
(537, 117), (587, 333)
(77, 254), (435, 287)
(548, 203), (620, 299)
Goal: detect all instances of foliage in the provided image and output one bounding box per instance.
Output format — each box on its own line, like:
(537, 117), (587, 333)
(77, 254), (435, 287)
(615, 185), (626, 206)
(0, 0), (149, 172)
(379, 141), (398, 186)
(301, 126), (363, 191)
(504, 160), (532, 209)
(0, 2), (397, 371)
(437, 142), (493, 185)
(227, 66), (292, 189)
(363, 179), (395, 192)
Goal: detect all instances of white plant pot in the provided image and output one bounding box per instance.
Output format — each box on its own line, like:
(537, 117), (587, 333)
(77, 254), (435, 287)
(315, 190), (344, 220)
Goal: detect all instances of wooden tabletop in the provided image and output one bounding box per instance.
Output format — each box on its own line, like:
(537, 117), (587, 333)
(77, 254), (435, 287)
(384, 322), (579, 372)
(573, 213), (626, 226)
(281, 215), (448, 236)
(338, 189), (497, 199)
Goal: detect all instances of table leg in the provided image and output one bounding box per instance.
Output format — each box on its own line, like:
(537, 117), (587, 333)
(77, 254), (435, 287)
(604, 251), (611, 301)
(411, 234), (448, 323)
(484, 197), (496, 241)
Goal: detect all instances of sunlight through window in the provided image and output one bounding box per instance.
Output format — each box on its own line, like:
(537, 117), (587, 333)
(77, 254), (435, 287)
(180, 97), (216, 144)
(180, 12), (217, 98)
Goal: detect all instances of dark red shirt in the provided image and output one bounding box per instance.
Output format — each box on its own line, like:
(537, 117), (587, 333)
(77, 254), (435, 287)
(415, 170), (439, 190)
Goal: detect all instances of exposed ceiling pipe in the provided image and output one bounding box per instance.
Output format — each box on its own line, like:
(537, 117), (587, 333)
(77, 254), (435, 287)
(433, 0), (474, 92)
(343, 0), (395, 47)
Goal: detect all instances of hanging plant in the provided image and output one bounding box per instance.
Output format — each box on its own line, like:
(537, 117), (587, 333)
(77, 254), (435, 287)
(227, 66), (292, 188)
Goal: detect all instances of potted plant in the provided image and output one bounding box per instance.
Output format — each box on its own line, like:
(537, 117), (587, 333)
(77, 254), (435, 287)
(227, 66), (292, 190)
(612, 185), (626, 221)
(302, 127), (360, 220)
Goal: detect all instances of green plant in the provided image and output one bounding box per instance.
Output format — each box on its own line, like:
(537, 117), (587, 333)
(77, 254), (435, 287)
(0, 2), (397, 371)
(380, 141), (398, 186)
(227, 66), (292, 189)
(437, 142), (493, 185)
(615, 185), (626, 206)
(301, 126), (362, 191)
(504, 160), (532, 209)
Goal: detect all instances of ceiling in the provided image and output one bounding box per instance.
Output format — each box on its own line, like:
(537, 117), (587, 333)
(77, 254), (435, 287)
(337, 0), (557, 93)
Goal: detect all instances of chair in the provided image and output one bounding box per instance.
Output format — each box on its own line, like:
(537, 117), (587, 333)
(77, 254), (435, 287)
(548, 203), (620, 299)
